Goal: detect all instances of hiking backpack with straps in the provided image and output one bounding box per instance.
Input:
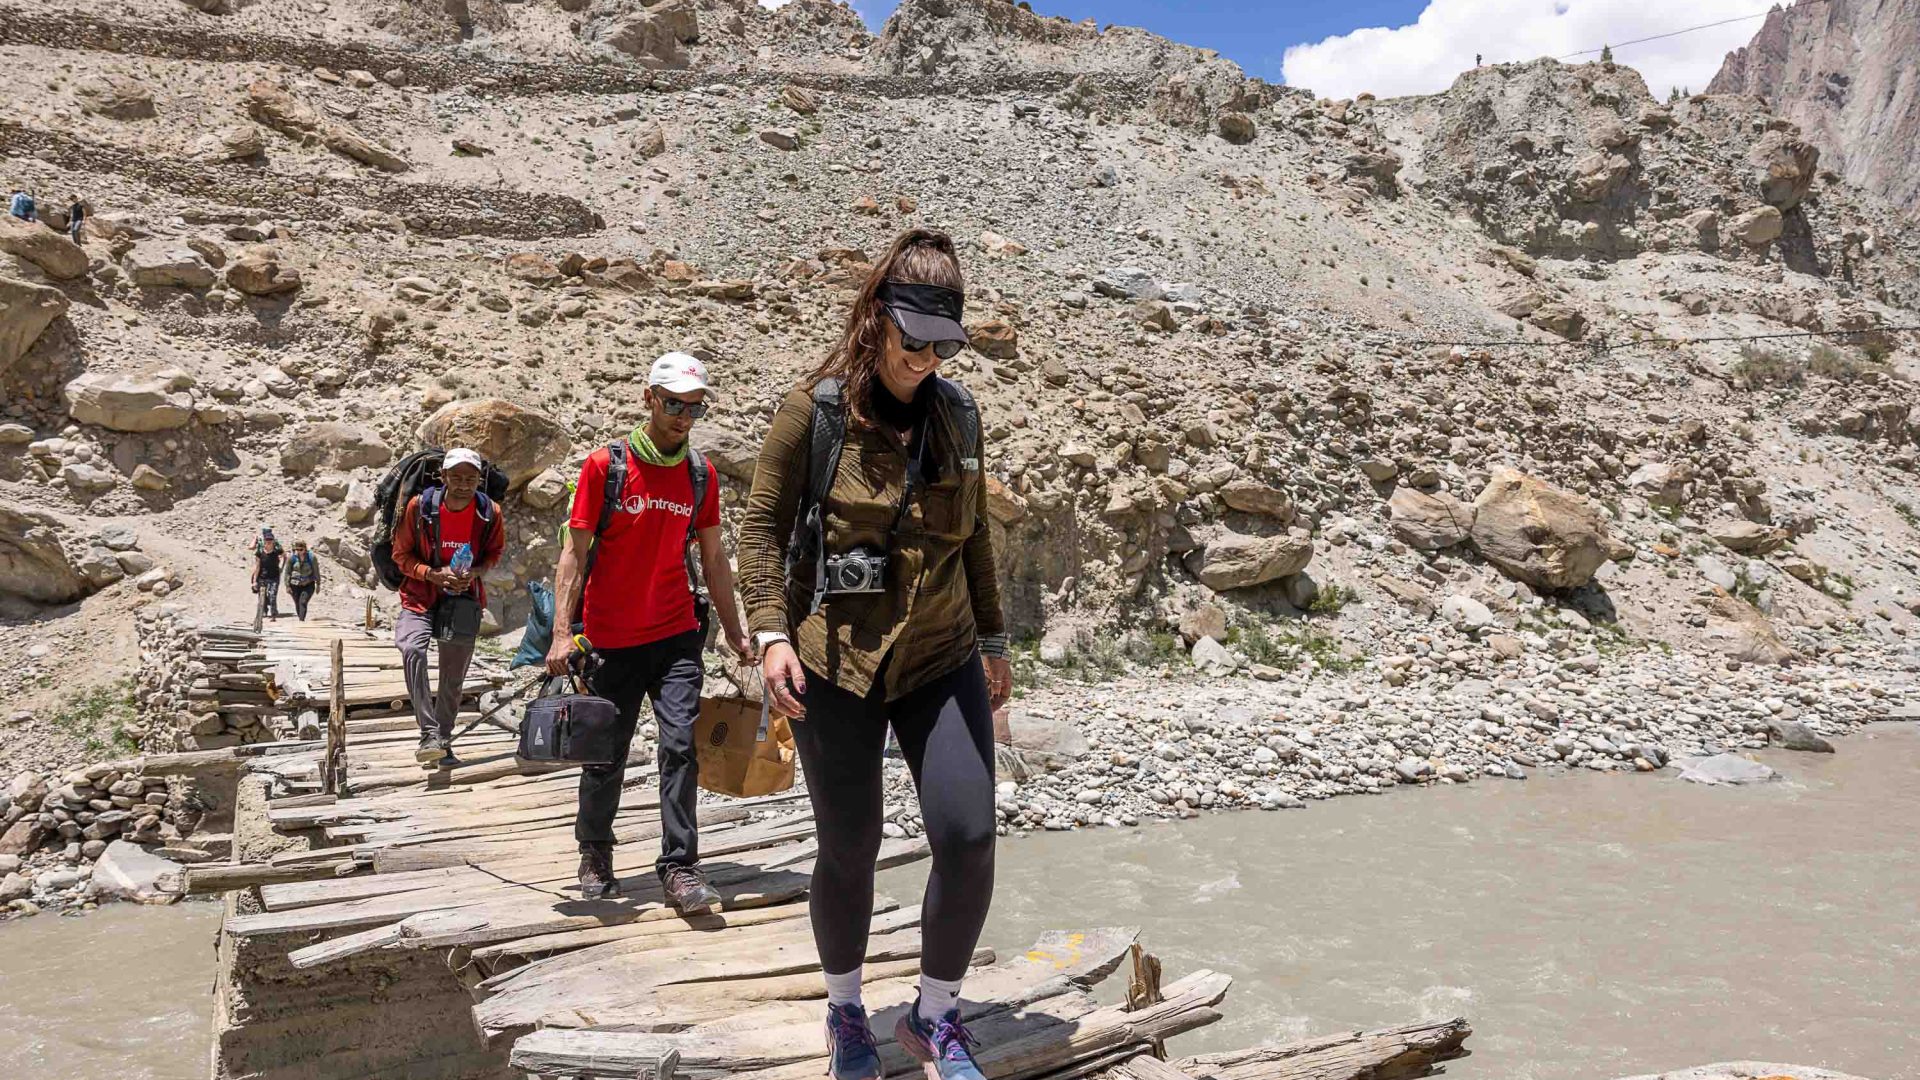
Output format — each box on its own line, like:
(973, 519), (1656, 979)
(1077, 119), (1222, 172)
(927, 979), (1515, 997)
(783, 375), (980, 618)
(370, 448), (510, 590)
(571, 439), (713, 634)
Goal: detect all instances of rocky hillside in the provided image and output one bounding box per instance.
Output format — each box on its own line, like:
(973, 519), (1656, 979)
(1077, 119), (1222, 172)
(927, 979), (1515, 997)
(1709, 0), (1920, 215)
(2, 0), (1919, 785)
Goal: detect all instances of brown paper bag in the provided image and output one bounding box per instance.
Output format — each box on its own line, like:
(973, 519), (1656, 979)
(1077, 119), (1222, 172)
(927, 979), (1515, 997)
(694, 694), (797, 798)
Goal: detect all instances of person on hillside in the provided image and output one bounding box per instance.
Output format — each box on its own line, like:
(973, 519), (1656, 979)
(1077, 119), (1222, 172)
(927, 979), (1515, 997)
(251, 528), (284, 620)
(546, 352), (755, 913)
(66, 199), (86, 245)
(736, 229), (1012, 1080)
(285, 539), (320, 622)
(393, 449), (505, 767)
(7, 190), (33, 222)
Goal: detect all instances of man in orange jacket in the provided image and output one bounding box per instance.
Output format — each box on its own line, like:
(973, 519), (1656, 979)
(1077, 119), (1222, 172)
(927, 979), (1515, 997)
(392, 449), (506, 766)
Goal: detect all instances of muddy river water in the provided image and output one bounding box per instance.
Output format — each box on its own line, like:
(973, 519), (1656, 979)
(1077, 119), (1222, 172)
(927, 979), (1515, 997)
(4, 724), (1915, 1080)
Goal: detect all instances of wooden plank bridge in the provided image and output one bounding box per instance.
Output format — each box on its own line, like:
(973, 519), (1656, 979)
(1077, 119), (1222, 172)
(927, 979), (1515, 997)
(191, 620), (1473, 1080)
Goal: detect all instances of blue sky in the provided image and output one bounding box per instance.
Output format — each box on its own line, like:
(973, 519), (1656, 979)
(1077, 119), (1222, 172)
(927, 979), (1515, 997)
(848, 0), (1430, 83)
(843, 0), (1770, 102)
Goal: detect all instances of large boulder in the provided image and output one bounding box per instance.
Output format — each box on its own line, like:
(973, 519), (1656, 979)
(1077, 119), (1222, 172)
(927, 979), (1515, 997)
(0, 275), (68, 369)
(246, 79), (408, 172)
(1699, 595), (1794, 664)
(1708, 520), (1791, 556)
(0, 216), (88, 280)
(418, 399), (569, 488)
(1388, 487), (1473, 550)
(122, 242), (216, 289)
(194, 125), (265, 161)
(1187, 532), (1313, 591)
(1749, 131), (1819, 210)
(598, 11), (691, 68)
(1468, 468), (1615, 590)
(225, 247), (302, 295)
(0, 502), (89, 604)
(74, 73), (156, 120)
(64, 373), (193, 432)
(280, 422), (392, 474)
(1729, 206), (1784, 246)
(1219, 479), (1294, 520)
(90, 840), (184, 903)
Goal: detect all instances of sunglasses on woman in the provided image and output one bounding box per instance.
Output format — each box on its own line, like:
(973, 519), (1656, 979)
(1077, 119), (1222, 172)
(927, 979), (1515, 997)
(901, 332), (966, 360)
(659, 397), (710, 419)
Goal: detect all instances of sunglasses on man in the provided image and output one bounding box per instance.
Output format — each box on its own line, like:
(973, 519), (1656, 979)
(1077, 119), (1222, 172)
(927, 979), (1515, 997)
(901, 332), (966, 360)
(659, 397), (710, 419)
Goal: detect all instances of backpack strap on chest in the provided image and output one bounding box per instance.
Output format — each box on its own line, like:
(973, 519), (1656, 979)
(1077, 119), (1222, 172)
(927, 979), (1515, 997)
(419, 487), (444, 569)
(792, 378), (849, 617)
(583, 441), (628, 587)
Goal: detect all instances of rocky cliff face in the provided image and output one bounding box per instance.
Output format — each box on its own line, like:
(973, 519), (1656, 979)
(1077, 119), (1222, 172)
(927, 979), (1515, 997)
(1708, 0), (1920, 214)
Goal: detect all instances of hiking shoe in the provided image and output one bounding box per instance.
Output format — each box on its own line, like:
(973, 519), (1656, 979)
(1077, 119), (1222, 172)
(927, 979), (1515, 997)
(896, 1000), (984, 1080)
(824, 1003), (882, 1080)
(414, 733), (445, 765)
(662, 865), (720, 916)
(577, 844), (621, 899)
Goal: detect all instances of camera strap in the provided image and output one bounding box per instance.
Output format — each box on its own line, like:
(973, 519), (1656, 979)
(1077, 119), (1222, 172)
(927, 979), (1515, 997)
(883, 428), (929, 547)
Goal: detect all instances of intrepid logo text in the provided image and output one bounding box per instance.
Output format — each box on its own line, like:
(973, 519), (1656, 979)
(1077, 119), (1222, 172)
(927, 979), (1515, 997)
(621, 493), (694, 518)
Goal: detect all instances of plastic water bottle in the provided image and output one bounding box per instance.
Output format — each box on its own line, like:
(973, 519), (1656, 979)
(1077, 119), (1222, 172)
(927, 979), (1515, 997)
(449, 543), (474, 577)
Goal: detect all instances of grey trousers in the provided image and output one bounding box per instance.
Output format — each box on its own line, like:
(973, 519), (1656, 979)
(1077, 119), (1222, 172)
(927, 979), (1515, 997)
(395, 608), (475, 738)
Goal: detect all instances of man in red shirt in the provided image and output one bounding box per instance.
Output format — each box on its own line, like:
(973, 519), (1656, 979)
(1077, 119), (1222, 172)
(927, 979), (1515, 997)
(547, 353), (753, 912)
(393, 449), (506, 767)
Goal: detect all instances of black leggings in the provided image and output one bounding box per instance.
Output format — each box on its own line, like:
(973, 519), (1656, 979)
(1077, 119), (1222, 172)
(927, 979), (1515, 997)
(791, 653), (997, 982)
(288, 583), (314, 621)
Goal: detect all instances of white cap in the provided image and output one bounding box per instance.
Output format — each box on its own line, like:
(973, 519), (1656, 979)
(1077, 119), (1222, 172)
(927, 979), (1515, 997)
(442, 448), (485, 473)
(649, 351), (711, 394)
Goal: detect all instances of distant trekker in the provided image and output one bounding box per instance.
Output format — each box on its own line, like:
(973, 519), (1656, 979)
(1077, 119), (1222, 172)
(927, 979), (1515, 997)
(67, 199), (86, 245)
(251, 528), (284, 620)
(546, 351), (755, 913)
(285, 539), (320, 622)
(392, 448), (505, 767)
(7, 189), (32, 222)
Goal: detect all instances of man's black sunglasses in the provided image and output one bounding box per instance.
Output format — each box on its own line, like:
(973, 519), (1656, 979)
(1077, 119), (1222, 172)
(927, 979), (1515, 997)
(659, 398), (710, 419)
(901, 332), (966, 360)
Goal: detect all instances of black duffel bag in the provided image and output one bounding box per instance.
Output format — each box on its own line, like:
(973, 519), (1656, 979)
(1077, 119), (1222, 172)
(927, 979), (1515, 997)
(516, 674), (621, 766)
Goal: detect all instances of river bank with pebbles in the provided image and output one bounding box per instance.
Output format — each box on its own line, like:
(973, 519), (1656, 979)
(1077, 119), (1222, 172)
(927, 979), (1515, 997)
(879, 630), (1918, 838)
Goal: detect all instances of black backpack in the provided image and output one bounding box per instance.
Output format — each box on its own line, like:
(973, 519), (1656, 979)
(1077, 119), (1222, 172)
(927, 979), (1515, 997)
(784, 375), (979, 617)
(574, 440), (712, 633)
(370, 448), (510, 590)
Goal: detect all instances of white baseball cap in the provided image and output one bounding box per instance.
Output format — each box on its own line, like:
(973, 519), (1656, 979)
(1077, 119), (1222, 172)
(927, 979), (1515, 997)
(649, 351), (711, 394)
(442, 447), (485, 473)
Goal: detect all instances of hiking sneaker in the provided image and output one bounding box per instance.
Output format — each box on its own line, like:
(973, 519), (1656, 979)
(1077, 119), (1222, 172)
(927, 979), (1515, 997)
(414, 733), (445, 765)
(577, 844), (621, 899)
(824, 1003), (882, 1080)
(896, 1000), (985, 1080)
(662, 865), (720, 916)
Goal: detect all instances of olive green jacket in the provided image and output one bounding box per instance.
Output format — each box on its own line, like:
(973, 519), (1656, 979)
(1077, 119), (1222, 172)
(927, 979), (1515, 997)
(736, 381), (1006, 701)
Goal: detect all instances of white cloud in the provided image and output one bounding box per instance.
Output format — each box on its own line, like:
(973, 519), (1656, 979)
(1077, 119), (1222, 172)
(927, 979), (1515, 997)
(1280, 0), (1771, 102)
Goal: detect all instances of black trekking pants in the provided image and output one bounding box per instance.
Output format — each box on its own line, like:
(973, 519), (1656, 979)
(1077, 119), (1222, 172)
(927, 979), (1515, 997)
(792, 652), (996, 981)
(288, 583), (314, 621)
(578, 630), (704, 879)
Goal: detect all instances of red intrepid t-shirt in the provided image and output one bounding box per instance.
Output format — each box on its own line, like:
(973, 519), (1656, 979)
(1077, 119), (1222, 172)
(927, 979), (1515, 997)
(568, 445), (721, 649)
(436, 502), (477, 573)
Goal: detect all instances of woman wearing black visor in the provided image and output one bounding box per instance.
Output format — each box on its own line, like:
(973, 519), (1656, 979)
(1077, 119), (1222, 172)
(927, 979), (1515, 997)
(737, 228), (1012, 1080)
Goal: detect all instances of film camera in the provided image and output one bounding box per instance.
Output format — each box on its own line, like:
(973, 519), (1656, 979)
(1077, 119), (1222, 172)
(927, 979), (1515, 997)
(823, 546), (888, 595)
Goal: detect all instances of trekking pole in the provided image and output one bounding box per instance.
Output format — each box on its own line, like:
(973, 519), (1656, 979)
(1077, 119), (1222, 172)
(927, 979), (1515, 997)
(451, 671), (541, 742)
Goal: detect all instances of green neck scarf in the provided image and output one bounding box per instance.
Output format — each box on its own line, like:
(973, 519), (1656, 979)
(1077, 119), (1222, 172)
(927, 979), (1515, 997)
(629, 424), (686, 467)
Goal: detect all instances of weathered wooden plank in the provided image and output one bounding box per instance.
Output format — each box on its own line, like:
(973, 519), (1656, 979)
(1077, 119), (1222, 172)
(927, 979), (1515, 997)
(185, 859), (355, 895)
(466, 894), (832, 968)
(1171, 1018), (1473, 1080)
(512, 969), (1229, 1079)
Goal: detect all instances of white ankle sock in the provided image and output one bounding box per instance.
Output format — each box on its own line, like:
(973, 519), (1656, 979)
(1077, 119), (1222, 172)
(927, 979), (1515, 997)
(917, 974), (963, 1023)
(824, 966), (864, 1008)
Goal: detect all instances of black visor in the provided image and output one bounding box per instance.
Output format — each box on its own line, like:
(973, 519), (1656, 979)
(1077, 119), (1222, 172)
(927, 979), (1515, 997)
(877, 280), (969, 346)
